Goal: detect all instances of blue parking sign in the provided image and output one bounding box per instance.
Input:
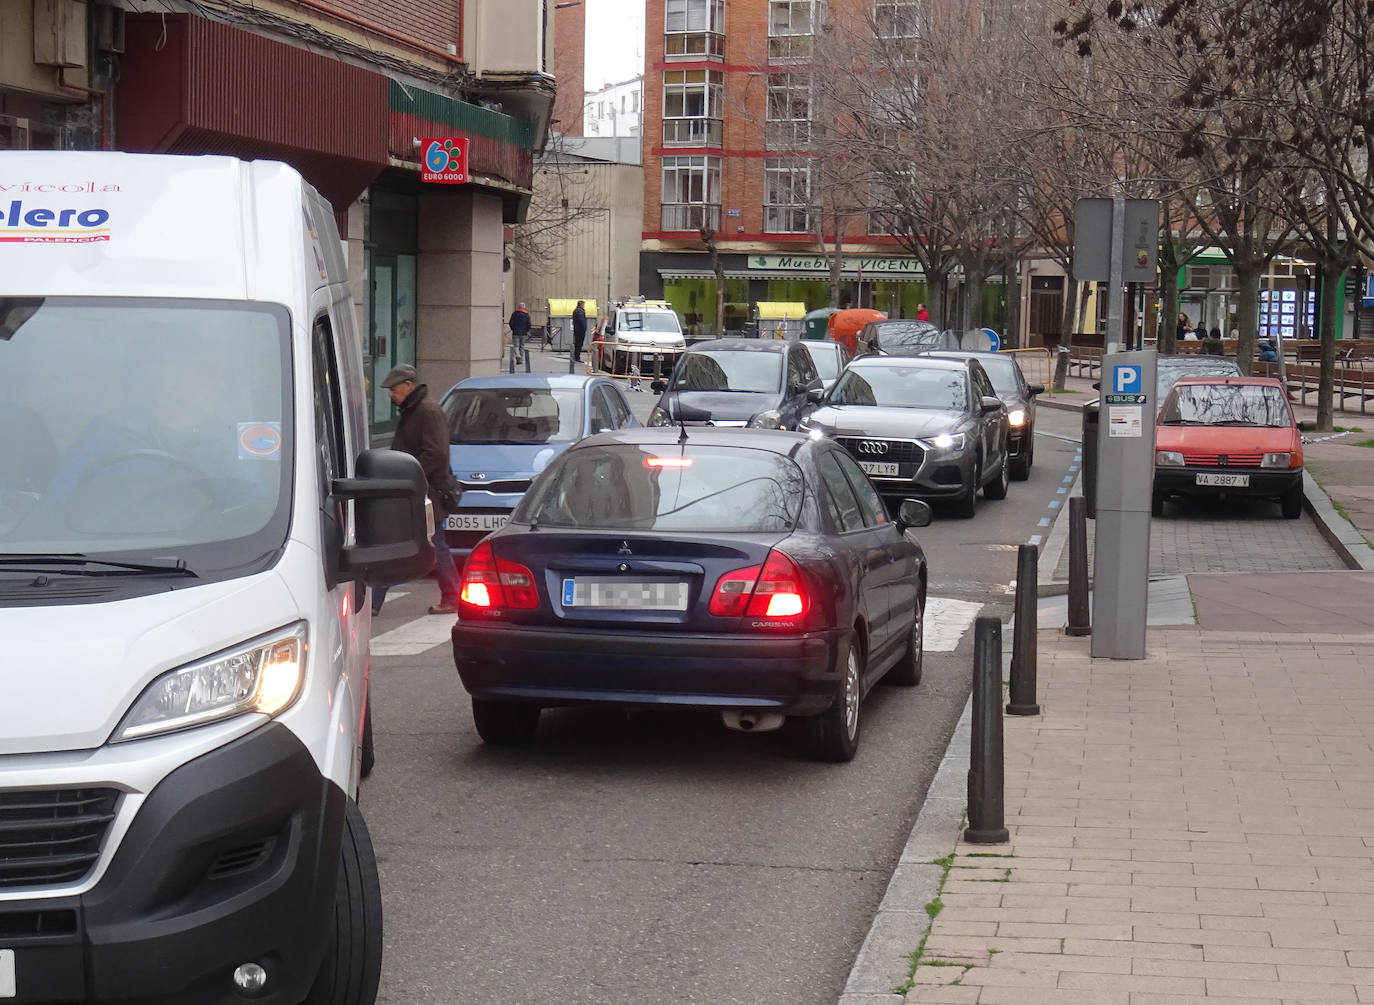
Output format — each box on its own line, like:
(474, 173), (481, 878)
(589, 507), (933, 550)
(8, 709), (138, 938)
(1113, 365), (1142, 395)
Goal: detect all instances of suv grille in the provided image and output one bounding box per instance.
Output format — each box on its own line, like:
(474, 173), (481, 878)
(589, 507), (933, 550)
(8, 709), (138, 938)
(0, 788), (119, 889)
(835, 437), (925, 465)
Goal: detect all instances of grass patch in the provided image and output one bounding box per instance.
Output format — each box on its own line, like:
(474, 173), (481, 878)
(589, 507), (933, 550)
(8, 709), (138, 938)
(1333, 426), (1364, 433)
(1335, 500), (1354, 522)
(1354, 439), (1374, 448)
(893, 855), (956, 995)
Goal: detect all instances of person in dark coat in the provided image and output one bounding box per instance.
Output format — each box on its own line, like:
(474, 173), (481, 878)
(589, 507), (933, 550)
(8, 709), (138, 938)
(508, 302), (532, 364)
(1193, 321), (1208, 340)
(572, 300), (588, 363)
(372, 364), (461, 616)
(1200, 331), (1225, 355)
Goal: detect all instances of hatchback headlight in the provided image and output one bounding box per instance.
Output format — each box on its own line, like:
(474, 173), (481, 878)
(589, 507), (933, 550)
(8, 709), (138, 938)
(927, 433), (966, 452)
(1007, 409), (1026, 427)
(1156, 450), (1185, 467)
(113, 623), (308, 742)
(648, 406), (672, 427)
(1261, 451), (1292, 468)
(748, 409), (783, 429)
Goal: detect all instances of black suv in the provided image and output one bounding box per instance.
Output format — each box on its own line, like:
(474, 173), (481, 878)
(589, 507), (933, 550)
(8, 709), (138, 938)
(646, 338), (824, 430)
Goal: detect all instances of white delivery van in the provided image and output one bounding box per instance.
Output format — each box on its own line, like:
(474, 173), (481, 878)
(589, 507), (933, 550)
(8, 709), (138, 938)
(596, 298), (685, 378)
(0, 152), (433, 1005)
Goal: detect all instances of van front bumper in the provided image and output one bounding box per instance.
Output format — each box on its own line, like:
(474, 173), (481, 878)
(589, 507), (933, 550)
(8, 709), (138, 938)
(0, 722), (343, 1004)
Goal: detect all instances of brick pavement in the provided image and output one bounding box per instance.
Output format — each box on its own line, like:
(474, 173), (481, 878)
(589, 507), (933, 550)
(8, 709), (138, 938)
(905, 624), (1374, 1004)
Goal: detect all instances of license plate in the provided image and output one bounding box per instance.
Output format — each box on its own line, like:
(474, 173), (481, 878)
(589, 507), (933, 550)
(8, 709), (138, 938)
(860, 461), (901, 477)
(444, 513), (509, 532)
(1196, 473), (1249, 487)
(561, 577), (689, 611)
(1, 949), (14, 999)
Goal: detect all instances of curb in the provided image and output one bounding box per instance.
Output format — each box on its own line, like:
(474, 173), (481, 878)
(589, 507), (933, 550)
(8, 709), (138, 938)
(1303, 471), (1374, 571)
(1036, 394), (1088, 414)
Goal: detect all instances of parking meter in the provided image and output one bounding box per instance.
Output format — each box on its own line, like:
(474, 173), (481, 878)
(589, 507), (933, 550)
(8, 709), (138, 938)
(1091, 350), (1157, 660)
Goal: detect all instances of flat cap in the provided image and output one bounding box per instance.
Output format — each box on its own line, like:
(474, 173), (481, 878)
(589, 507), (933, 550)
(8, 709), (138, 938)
(380, 364), (418, 388)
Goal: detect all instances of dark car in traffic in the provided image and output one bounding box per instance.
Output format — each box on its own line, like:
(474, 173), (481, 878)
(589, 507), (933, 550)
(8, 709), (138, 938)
(646, 338), (823, 430)
(858, 320), (962, 357)
(450, 428), (932, 762)
(923, 351), (1043, 479)
(802, 355), (1011, 517)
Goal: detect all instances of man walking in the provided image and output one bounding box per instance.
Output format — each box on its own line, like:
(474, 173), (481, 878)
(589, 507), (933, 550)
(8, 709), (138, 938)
(572, 300), (588, 363)
(372, 364), (461, 617)
(508, 302), (532, 364)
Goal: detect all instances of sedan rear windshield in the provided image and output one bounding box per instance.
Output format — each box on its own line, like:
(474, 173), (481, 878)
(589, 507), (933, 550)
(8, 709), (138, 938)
(444, 388), (583, 444)
(520, 445), (804, 532)
(873, 321), (944, 352)
(671, 350), (783, 394)
(828, 365), (969, 411)
(1160, 384), (1292, 427)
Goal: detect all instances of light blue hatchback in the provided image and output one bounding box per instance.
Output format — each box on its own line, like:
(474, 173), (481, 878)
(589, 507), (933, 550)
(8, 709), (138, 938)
(438, 374), (640, 559)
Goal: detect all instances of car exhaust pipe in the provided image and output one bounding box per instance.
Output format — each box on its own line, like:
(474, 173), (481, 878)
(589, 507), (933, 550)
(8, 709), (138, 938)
(722, 710), (785, 733)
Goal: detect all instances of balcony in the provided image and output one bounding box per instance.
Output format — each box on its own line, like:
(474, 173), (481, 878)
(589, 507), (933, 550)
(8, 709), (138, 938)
(767, 35), (813, 63)
(664, 31), (725, 59)
(661, 204), (722, 231)
(663, 117), (723, 146)
(764, 207), (812, 233)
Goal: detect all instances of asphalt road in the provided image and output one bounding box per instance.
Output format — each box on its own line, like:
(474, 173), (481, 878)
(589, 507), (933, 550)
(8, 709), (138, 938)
(362, 401), (1083, 1005)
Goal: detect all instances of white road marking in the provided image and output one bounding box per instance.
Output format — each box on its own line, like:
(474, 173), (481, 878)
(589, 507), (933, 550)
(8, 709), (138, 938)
(923, 597), (983, 653)
(1028, 535), (1043, 547)
(369, 614), (456, 656)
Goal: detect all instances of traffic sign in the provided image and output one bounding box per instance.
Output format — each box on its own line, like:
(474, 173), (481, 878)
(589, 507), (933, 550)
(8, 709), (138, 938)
(1112, 364), (1142, 395)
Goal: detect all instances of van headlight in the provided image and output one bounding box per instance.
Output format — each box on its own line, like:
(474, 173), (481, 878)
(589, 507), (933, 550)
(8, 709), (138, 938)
(113, 623), (308, 742)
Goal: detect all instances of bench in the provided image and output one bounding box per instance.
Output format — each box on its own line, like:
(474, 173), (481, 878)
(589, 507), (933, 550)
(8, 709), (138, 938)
(1259, 359), (1374, 414)
(1068, 345), (1101, 378)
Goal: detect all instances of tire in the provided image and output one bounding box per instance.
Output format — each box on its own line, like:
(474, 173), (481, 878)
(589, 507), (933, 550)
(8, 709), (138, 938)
(953, 459), (979, 519)
(807, 633), (863, 762)
(472, 698), (541, 744)
(359, 700), (375, 780)
(883, 590), (925, 687)
(1281, 482), (1303, 520)
(1010, 434), (1032, 481)
(303, 800), (382, 1005)
(983, 454), (1010, 500)
(1151, 488), (1165, 518)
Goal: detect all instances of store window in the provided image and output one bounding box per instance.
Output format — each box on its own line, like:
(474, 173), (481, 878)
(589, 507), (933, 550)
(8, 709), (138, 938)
(663, 69), (724, 146)
(665, 0), (725, 58)
(665, 277), (751, 335)
(661, 156), (722, 231)
(363, 187), (418, 436)
(764, 159), (812, 233)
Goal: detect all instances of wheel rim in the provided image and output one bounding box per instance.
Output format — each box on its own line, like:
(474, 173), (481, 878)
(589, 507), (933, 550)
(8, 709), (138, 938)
(913, 600), (923, 656)
(844, 646), (860, 739)
(999, 460), (1008, 491)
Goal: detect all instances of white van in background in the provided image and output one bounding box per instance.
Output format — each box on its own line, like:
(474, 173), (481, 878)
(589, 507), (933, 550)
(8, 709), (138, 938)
(0, 152), (432, 1005)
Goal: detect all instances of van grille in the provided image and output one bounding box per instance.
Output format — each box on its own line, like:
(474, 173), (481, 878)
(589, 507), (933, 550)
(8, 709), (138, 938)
(0, 788), (119, 889)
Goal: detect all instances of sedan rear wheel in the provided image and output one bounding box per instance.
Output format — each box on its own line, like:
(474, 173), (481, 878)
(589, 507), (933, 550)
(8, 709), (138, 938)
(882, 592), (924, 687)
(1010, 434), (1033, 480)
(807, 633), (862, 762)
(472, 698), (541, 745)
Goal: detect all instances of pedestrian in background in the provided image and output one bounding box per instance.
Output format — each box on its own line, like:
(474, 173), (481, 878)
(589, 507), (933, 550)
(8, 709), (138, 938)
(1200, 330), (1225, 355)
(1209, 325), (1223, 342)
(1258, 338), (1279, 362)
(916, 303), (930, 322)
(1177, 313), (1189, 341)
(572, 300), (588, 363)
(508, 302), (532, 364)
(371, 364), (462, 617)
(1193, 320), (1208, 340)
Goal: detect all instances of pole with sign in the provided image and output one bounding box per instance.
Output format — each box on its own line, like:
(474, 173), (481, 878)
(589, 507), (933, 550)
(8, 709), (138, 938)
(1073, 198), (1160, 352)
(421, 137), (471, 184)
(1092, 350), (1158, 659)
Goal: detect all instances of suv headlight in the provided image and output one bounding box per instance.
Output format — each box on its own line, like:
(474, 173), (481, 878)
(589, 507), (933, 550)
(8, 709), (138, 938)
(1261, 451), (1292, 468)
(748, 409), (783, 429)
(1007, 408), (1026, 427)
(926, 432), (966, 452)
(648, 406), (672, 427)
(1156, 450), (1185, 467)
(113, 623), (308, 742)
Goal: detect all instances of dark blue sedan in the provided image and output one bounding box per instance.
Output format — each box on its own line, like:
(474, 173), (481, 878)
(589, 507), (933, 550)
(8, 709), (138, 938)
(449, 428), (931, 761)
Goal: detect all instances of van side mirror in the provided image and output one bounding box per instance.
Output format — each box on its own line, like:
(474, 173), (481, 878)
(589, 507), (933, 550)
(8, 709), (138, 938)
(334, 449), (434, 588)
(896, 499), (933, 530)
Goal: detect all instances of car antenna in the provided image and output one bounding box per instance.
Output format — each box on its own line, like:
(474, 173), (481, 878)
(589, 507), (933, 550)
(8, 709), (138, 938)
(677, 408), (689, 443)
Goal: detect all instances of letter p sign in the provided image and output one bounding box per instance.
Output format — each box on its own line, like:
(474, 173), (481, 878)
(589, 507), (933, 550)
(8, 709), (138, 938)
(1114, 365), (1142, 395)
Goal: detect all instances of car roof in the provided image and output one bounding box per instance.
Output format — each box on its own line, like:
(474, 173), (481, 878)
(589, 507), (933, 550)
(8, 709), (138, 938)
(449, 374), (603, 392)
(1171, 375), (1284, 388)
(686, 338), (788, 353)
(570, 427), (810, 455)
(850, 354), (968, 371)
(921, 350), (1011, 362)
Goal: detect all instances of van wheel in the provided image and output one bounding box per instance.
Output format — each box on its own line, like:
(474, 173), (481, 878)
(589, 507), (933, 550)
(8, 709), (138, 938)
(359, 701), (375, 779)
(472, 698), (541, 744)
(303, 800), (382, 1005)
(882, 593), (924, 687)
(806, 633), (862, 762)
(1281, 483), (1304, 519)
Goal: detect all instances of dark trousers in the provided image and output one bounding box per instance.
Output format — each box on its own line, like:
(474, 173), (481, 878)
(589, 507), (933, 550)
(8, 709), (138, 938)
(573, 329), (586, 359)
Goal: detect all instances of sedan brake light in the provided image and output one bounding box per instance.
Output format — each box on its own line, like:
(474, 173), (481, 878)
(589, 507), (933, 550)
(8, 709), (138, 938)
(459, 541), (540, 615)
(709, 551), (808, 623)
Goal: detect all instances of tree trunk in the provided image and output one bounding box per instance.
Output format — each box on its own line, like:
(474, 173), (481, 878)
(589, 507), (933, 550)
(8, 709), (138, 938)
(830, 227), (844, 308)
(1232, 265), (1260, 374)
(1002, 257), (1022, 349)
(1157, 251), (1180, 356)
(928, 269), (951, 328)
(1317, 259), (1342, 431)
(964, 259), (986, 330)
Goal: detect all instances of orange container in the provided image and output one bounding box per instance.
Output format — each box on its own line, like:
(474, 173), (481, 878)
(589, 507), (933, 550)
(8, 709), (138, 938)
(827, 309), (887, 355)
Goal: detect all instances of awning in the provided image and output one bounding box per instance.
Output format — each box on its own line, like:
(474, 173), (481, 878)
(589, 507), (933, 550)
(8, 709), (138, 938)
(658, 269), (928, 283)
(548, 298), (597, 316)
(756, 302), (807, 320)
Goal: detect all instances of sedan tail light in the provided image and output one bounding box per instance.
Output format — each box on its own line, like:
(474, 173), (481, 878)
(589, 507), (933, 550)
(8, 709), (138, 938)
(709, 550), (809, 624)
(459, 541), (540, 616)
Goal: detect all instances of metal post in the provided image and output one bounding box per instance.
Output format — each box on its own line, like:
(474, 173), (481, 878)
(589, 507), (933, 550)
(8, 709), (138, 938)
(965, 617), (1010, 844)
(1082, 404), (1099, 520)
(508, 341), (516, 374)
(1007, 545), (1040, 716)
(524, 348), (532, 373)
(1106, 195), (1126, 353)
(1066, 496), (1091, 637)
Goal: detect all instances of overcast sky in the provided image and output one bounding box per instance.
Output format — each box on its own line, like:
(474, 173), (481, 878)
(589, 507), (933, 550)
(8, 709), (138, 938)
(583, 0), (646, 90)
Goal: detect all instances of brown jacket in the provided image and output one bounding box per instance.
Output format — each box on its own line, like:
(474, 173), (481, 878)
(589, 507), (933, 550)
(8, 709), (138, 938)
(390, 383), (454, 519)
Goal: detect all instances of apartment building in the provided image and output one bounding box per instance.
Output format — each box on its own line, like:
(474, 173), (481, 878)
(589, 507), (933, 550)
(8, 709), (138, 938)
(584, 77), (643, 138)
(1, 0), (558, 434)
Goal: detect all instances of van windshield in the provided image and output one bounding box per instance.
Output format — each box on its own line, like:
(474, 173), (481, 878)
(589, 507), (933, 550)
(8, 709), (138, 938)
(0, 297), (293, 578)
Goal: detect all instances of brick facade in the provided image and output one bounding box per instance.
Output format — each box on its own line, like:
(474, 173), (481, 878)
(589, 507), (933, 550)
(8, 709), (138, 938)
(552, 0), (586, 136)
(312, 0), (462, 59)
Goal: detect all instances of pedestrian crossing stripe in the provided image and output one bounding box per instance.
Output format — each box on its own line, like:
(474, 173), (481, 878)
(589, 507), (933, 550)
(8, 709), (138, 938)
(369, 597), (984, 658)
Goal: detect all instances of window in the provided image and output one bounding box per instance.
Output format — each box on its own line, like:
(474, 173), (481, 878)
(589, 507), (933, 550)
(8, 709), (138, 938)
(632, 90), (640, 112)
(598, 100), (605, 118)
(834, 451), (890, 527)
(818, 453), (866, 532)
(769, 0), (818, 61)
(875, 0), (921, 38)
(765, 73), (811, 149)
(663, 69), (724, 146)
(600, 384), (633, 427)
(665, 0), (725, 59)
(764, 159), (812, 233)
(661, 156), (721, 230)
(590, 388), (616, 433)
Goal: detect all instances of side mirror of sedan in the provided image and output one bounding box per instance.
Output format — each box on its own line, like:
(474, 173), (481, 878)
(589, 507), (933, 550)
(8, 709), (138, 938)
(981, 395), (1003, 414)
(896, 499), (933, 530)
(1296, 419), (1314, 431)
(807, 386), (826, 403)
(1027, 383), (1045, 396)
(650, 379), (668, 394)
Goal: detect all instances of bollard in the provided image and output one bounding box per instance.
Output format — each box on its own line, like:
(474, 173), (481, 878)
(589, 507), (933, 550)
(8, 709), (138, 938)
(524, 349), (533, 373)
(1066, 496), (1091, 636)
(964, 617), (1010, 844)
(568, 351), (576, 375)
(1082, 402), (1100, 519)
(1007, 544), (1040, 716)
(1053, 345), (1069, 392)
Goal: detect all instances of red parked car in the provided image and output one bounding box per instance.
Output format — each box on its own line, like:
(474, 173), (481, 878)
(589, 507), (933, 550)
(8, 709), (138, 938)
(1153, 376), (1310, 519)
